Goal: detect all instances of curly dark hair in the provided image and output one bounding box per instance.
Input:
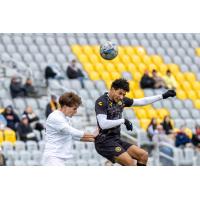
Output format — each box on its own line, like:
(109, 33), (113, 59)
(59, 92), (82, 107)
(111, 78), (130, 92)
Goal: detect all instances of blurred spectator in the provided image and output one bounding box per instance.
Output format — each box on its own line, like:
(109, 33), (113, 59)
(2, 105), (20, 131)
(17, 115), (37, 142)
(23, 106), (44, 134)
(161, 116), (173, 135)
(152, 69), (166, 89)
(163, 69), (177, 89)
(45, 95), (59, 118)
(147, 118), (158, 140)
(140, 70), (155, 89)
(0, 147), (5, 166)
(175, 126), (191, 147)
(152, 125), (174, 145)
(192, 125), (200, 149)
(45, 64), (64, 86)
(66, 59), (85, 88)
(10, 76), (25, 98)
(24, 78), (38, 97)
(0, 114), (7, 129)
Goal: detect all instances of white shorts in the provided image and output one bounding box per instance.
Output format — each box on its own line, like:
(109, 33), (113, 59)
(42, 155), (68, 166)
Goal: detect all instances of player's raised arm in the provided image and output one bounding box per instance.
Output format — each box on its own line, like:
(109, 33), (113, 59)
(130, 89), (176, 106)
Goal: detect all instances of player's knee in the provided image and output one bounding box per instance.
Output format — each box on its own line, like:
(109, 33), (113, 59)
(140, 150), (148, 162)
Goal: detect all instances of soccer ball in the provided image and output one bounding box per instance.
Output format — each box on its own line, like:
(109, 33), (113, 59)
(100, 41), (118, 60)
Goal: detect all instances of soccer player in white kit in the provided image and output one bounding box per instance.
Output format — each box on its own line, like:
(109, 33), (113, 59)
(42, 92), (98, 166)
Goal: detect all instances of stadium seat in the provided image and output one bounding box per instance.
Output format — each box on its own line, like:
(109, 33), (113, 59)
(26, 141), (38, 152)
(4, 129), (16, 143)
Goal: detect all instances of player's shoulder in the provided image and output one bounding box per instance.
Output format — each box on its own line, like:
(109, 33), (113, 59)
(47, 110), (64, 123)
(95, 93), (107, 103)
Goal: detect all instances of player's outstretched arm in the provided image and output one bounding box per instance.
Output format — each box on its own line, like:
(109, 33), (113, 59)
(132, 90), (176, 106)
(81, 128), (99, 142)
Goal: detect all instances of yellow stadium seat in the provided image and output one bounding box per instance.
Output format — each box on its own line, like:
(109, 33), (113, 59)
(157, 109), (169, 119)
(148, 63), (158, 72)
(132, 72), (142, 82)
(116, 63), (126, 73)
(134, 46), (146, 57)
(158, 64), (168, 75)
(126, 91), (134, 99)
(142, 55), (152, 65)
(121, 55), (131, 64)
(182, 81), (192, 91)
(129, 81), (139, 90)
(0, 131), (3, 145)
(124, 46), (135, 56)
(167, 64), (179, 74)
(174, 72), (185, 82)
(78, 54), (88, 63)
(151, 55), (163, 65)
(131, 55), (141, 65)
(4, 129), (16, 144)
(105, 63), (116, 73)
(82, 45), (93, 55)
(83, 62), (94, 72)
(184, 128), (193, 139)
(133, 89), (144, 98)
(184, 72), (196, 83)
(100, 71), (111, 81)
(89, 54), (99, 64)
(110, 72), (121, 80)
(137, 63), (147, 73)
(105, 80), (112, 89)
(176, 90), (187, 100)
(140, 119), (151, 130)
(135, 109), (147, 119)
(194, 99), (200, 109)
(118, 46), (125, 55)
(89, 71), (100, 81)
(192, 81), (200, 91)
(195, 48), (200, 56)
(71, 45), (82, 54)
(146, 108), (157, 118)
(127, 63), (137, 73)
(94, 62), (105, 72)
(186, 90), (197, 100)
(196, 91), (200, 98)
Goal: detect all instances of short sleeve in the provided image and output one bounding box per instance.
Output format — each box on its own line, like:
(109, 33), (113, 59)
(95, 98), (107, 115)
(123, 97), (133, 107)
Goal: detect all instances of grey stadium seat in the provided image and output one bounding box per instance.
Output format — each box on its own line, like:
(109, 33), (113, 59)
(191, 109), (200, 119)
(185, 119), (196, 129)
(14, 160), (26, 166)
(14, 141), (26, 152)
(179, 109), (191, 119)
(26, 141), (38, 152)
(19, 151), (31, 163)
(32, 150), (42, 163)
(170, 109), (180, 119)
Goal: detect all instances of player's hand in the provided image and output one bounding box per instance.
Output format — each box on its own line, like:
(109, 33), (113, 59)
(124, 119), (133, 131)
(162, 90), (176, 99)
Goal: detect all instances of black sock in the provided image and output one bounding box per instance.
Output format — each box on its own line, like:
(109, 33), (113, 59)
(137, 162), (146, 166)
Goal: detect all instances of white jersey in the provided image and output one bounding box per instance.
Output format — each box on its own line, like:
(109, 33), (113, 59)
(43, 110), (84, 159)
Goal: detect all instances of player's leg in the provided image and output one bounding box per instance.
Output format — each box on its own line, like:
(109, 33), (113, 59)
(127, 145), (148, 166)
(115, 152), (137, 166)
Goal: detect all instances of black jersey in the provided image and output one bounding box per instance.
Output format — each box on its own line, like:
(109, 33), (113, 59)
(95, 92), (133, 139)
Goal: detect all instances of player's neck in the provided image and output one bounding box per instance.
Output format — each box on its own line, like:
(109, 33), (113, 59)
(108, 92), (114, 101)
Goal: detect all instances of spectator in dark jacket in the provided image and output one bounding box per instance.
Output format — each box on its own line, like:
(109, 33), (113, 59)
(140, 70), (155, 89)
(10, 76), (25, 98)
(17, 115), (37, 142)
(45, 95), (59, 118)
(24, 78), (38, 97)
(175, 126), (191, 147)
(23, 106), (44, 133)
(192, 125), (200, 148)
(152, 69), (166, 89)
(2, 105), (20, 131)
(161, 115), (173, 135)
(66, 59), (85, 88)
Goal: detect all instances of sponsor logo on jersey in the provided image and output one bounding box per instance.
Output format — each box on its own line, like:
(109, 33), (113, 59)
(98, 102), (103, 106)
(115, 146), (122, 152)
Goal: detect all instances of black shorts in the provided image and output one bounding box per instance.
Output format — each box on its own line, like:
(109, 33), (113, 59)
(95, 137), (132, 163)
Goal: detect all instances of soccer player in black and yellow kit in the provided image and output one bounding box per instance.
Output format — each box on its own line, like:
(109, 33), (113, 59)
(95, 78), (176, 166)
